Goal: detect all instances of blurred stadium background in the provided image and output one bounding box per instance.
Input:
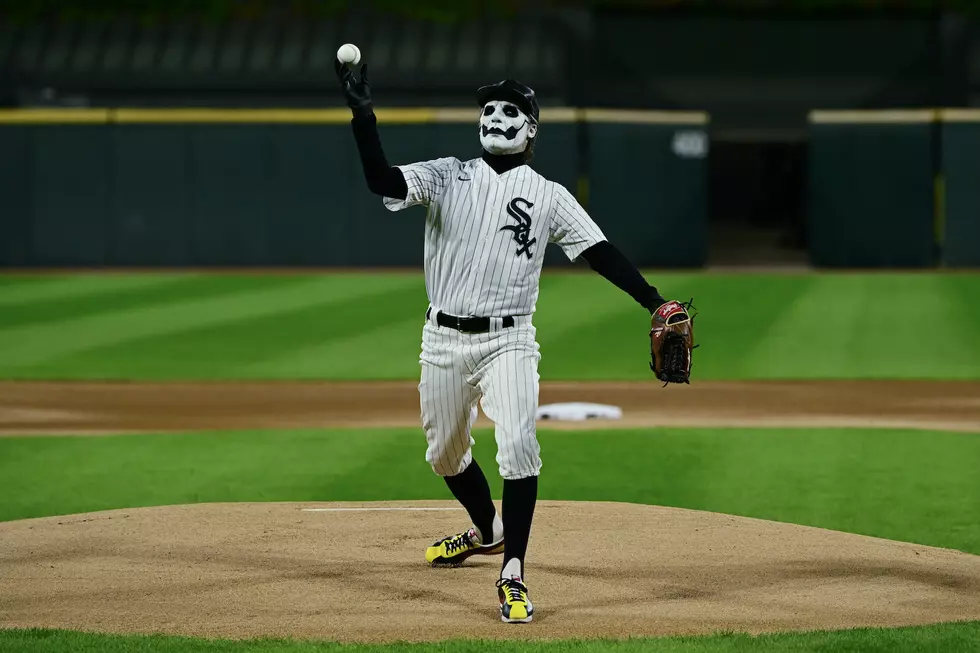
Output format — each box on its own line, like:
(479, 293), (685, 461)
(2, 0), (980, 269)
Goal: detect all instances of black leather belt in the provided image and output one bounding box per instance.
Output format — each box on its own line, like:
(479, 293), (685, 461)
(426, 308), (515, 334)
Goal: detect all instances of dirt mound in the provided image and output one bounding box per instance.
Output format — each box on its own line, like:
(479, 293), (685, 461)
(1, 380), (979, 435)
(2, 500), (979, 642)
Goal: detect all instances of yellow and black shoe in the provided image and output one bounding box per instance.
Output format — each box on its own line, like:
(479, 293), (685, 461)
(425, 528), (504, 567)
(496, 576), (533, 623)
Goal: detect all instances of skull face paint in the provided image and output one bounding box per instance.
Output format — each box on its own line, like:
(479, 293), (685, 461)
(479, 100), (538, 155)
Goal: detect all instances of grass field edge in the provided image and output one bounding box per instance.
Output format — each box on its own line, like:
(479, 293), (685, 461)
(2, 620), (980, 651)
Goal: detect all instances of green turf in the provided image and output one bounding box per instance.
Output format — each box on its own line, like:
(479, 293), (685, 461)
(3, 622), (980, 652)
(1, 272), (979, 380)
(2, 427), (978, 555)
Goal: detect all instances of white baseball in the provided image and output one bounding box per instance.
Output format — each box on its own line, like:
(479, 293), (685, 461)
(336, 43), (361, 66)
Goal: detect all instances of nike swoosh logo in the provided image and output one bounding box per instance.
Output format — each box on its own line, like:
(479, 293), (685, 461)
(457, 176), (472, 181)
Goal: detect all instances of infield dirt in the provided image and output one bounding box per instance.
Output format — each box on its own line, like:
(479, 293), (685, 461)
(3, 501), (980, 642)
(1, 380), (979, 435)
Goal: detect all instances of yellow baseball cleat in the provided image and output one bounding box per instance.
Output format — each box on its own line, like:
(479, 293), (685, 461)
(425, 528), (504, 567)
(496, 576), (533, 623)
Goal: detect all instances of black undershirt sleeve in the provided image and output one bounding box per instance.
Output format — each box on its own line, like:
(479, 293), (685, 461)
(580, 240), (666, 313)
(350, 113), (408, 200)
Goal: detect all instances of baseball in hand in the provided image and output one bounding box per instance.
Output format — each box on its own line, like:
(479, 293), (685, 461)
(337, 43), (361, 66)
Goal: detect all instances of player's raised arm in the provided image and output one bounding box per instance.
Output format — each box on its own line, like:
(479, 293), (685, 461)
(335, 51), (455, 210)
(334, 56), (408, 200)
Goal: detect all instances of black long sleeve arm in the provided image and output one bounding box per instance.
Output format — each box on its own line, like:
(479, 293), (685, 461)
(350, 113), (408, 200)
(580, 240), (666, 313)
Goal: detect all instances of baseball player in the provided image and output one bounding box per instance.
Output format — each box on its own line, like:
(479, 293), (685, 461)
(336, 60), (693, 623)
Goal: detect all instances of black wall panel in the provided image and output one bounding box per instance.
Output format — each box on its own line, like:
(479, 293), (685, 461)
(941, 121), (980, 267)
(188, 126), (273, 265)
(110, 125), (191, 265)
(587, 122), (707, 268)
(0, 114), (709, 269)
(31, 126), (111, 265)
(0, 127), (32, 266)
(808, 121), (935, 268)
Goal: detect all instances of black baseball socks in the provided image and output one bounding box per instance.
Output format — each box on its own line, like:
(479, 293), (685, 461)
(501, 475), (537, 579)
(444, 458), (497, 543)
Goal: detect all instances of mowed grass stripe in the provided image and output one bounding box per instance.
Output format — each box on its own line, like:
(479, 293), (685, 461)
(0, 275), (313, 330)
(2, 427), (978, 555)
(0, 428), (409, 522)
(17, 283), (430, 379)
(3, 621), (980, 652)
(942, 275), (980, 377)
(795, 272), (979, 379)
(244, 313), (426, 378)
(682, 274), (816, 379)
(741, 274), (957, 379)
(0, 274), (419, 372)
(537, 274), (814, 379)
(740, 274), (867, 378)
(1, 272), (978, 380)
(534, 274), (663, 379)
(0, 273), (192, 307)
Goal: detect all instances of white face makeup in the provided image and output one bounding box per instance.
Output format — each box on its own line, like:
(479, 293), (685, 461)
(479, 100), (537, 155)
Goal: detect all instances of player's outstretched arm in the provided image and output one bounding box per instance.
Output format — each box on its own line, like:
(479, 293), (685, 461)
(580, 241), (666, 314)
(551, 186), (666, 313)
(335, 59), (408, 200)
(581, 241), (696, 385)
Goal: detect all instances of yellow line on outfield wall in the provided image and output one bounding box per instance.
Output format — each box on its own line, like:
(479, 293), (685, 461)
(542, 108), (581, 123)
(0, 109), (110, 123)
(112, 108), (355, 123)
(111, 107), (668, 124)
(938, 109), (980, 123)
(809, 109), (938, 124)
(8, 107), (974, 126)
(0, 107), (706, 125)
(429, 108), (476, 123)
(428, 107), (582, 123)
(583, 109), (709, 125)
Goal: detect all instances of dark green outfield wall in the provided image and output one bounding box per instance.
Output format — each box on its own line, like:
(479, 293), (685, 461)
(589, 122), (707, 268)
(807, 109), (980, 269)
(0, 110), (708, 268)
(807, 112), (937, 268)
(0, 125), (32, 267)
(941, 118), (980, 268)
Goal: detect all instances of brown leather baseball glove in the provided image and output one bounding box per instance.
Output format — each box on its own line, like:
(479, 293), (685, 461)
(650, 300), (696, 385)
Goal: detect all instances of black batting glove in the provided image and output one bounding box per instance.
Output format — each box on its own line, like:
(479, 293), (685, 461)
(335, 59), (373, 119)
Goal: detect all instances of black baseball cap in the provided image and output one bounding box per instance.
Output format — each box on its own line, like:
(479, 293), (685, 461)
(476, 79), (540, 124)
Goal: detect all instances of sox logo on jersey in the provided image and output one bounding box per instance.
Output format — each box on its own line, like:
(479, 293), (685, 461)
(502, 198), (536, 259)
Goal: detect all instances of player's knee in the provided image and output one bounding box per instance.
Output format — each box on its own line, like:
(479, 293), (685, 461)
(426, 445), (471, 477)
(496, 452), (541, 480)
(493, 426), (541, 480)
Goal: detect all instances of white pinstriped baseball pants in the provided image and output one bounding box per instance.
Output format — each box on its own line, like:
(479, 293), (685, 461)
(418, 317), (541, 480)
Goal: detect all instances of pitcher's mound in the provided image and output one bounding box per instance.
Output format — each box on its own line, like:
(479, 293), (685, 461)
(2, 501), (980, 642)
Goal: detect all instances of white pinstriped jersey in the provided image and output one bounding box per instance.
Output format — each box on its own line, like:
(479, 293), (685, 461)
(384, 157), (606, 317)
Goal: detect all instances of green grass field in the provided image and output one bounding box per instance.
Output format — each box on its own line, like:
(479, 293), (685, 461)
(2, 427), (979, 554)
(1, 271), (979, 652)
(1, 272), (979, 379)
(6, 621), (980, 653)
